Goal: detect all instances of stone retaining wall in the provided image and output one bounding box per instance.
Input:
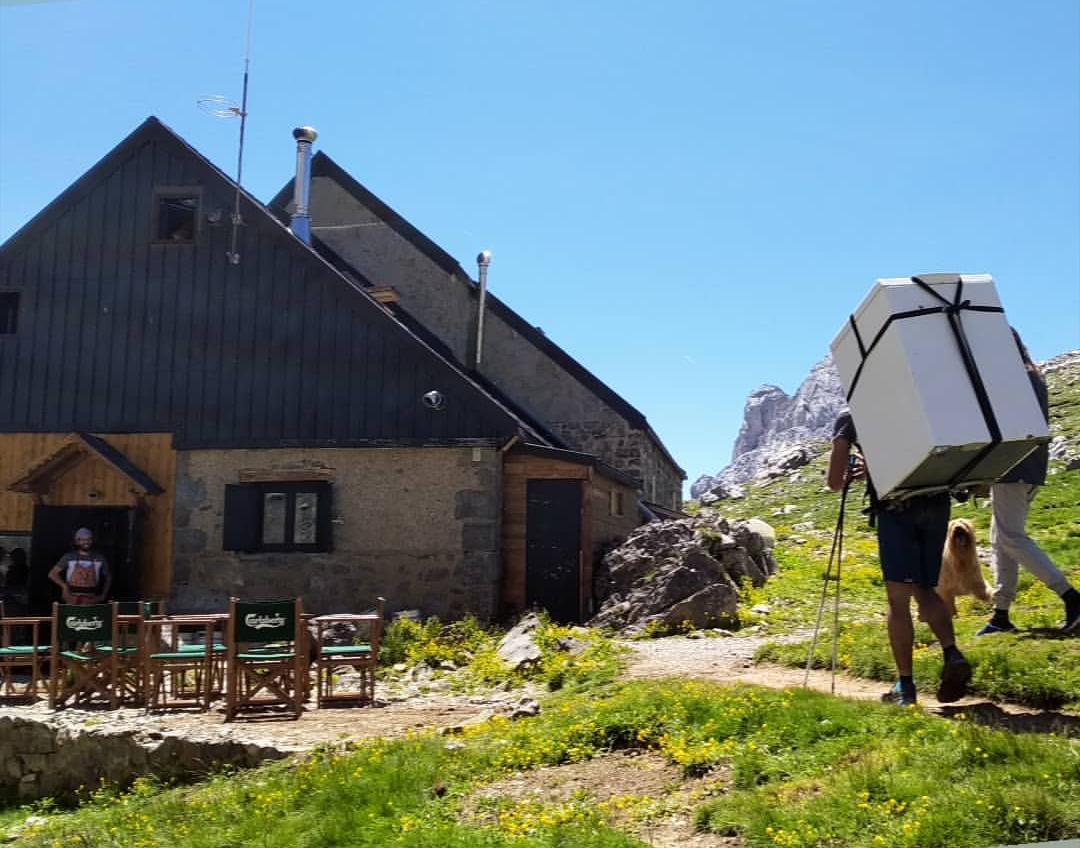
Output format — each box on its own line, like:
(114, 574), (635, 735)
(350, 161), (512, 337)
(0, 713), (295, 804)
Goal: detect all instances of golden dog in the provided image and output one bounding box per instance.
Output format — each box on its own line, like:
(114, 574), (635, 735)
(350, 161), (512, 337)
(936, 518), (991, 616)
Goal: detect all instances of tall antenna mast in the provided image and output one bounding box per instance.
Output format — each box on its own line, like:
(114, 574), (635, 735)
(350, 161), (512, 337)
(197, 0), (255, 265)
(227, 0), (255, 265)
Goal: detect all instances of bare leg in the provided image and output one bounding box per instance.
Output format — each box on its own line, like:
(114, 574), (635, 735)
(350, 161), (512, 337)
(885, 582), (916, 676)
(914, 586), (957, 649)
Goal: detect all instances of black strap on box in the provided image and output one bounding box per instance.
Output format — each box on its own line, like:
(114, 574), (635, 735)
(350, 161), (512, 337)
(845, 275), (1005, 490)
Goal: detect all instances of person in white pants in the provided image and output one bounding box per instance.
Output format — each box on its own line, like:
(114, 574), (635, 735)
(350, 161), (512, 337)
(979, 331), (1080, 636)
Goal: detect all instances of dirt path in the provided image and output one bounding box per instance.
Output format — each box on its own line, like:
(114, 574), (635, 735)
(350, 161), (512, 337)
(1, 687), (534, 754)
(622, 634), (1080, 735)
(7, 633), (1072, 751)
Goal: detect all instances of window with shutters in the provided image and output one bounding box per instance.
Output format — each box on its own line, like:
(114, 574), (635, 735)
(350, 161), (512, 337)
(222, 481), (332, 552)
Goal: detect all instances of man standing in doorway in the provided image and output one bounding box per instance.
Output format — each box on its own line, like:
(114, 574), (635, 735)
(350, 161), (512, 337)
(48, 528), (111, 606)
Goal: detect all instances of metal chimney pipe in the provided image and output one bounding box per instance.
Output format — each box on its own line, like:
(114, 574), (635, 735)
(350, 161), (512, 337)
(475, 250), (492, 369)
(290, 126), (318, 244)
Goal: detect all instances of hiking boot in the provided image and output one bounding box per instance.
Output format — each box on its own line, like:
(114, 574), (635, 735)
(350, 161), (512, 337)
(936, 656), (972, 703)
(880, 681), (917, 707)
(1063, 592), (1080, 635)
(977, 620), (1016, 636)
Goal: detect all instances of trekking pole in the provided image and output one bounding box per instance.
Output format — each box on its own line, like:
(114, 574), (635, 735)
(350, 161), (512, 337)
(804, 459), (855, 692)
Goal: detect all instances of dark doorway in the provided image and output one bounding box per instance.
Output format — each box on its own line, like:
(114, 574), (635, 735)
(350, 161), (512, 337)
(28, 506), (138, 614)
(525, 479), (582, 623)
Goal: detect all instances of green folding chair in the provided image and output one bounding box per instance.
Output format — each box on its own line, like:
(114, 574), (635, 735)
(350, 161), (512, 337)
(0, 601), (48, 701)
(98, 601), (167, 706)
(49, 602), (120, 709)
(225, 598), (306, 721)
(314, 598), (385, 707)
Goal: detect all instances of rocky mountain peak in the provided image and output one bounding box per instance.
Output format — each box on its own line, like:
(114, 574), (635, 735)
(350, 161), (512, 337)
(692, 355), (846, 498)
(731, 385), (791, 460)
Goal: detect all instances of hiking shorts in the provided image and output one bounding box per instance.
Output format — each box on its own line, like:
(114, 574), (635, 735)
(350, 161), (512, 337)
(875, 492), (950, 588)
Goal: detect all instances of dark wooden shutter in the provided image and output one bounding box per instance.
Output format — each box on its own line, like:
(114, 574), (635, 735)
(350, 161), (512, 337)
(223, 484), (261, 552)
(316, 483), (333, 552)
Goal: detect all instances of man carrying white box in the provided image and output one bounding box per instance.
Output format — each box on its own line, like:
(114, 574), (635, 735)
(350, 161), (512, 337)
(828, 414), (971, 707)
(826, 273), (1054, 706)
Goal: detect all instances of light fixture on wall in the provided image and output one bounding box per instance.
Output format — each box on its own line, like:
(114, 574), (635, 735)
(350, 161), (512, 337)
(422, 390), (446, 411)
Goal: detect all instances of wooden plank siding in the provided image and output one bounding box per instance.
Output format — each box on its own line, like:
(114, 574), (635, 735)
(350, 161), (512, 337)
(501, 452), (648, 622)
(0, 118), (527, 449)
(0, 433), (175, 597)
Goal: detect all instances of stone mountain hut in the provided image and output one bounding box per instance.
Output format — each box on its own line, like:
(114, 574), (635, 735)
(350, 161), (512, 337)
(0, 117), (685, 622)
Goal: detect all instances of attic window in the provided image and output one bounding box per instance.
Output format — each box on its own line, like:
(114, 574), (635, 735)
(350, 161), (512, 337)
(155, 193), (199, 242)
(0, 292), (18, 334)
(609, 490), (625, 517)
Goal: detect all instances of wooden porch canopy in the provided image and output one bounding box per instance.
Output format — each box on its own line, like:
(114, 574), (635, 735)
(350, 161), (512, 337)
(7, 433), (164, 496)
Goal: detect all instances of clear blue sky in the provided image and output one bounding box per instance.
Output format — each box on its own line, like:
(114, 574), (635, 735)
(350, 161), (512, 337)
(2, 1), (1078, 491)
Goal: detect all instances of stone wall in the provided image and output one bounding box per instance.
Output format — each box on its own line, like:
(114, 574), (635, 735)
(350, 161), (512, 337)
(170, 447), (502, 619)
(549, 419), (683, 511)
(0, 713), (291, 804)
(308, 175), (684, 502)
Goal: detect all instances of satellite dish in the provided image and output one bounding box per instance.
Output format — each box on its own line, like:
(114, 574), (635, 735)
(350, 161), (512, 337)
(422, 390), (446, 411)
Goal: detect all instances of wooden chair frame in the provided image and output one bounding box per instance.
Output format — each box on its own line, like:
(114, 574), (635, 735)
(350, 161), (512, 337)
(314, 597), (385, 708)
(143, 613), (222, 713)
(225, 598), (306, 721)
(100, 603), (164, 706)
(0, 601), (48, 701)
(49, 601), (120, 710)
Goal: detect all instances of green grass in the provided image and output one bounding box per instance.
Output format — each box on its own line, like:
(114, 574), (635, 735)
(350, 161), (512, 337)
(377, 613), (625, 693)
(714, 360), (1080, 709)
(7, 681), (1079, 848)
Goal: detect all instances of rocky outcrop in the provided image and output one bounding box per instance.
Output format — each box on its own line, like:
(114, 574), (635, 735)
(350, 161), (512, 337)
(590, 514), (776, 635)
(1045, 351), (1080, 471)
(497, 613), (543, 671)
(692, 355), (845, 498)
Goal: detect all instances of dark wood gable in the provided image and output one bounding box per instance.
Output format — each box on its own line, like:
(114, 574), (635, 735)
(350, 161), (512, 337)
(0, 118), (532, 447)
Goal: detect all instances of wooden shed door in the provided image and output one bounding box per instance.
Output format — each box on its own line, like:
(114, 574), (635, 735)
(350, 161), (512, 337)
(28, 506), (138, 613)
(525, 479), (582, 623)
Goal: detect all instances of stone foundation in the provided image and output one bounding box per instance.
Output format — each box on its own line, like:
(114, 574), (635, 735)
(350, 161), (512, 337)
(0, 712), (294, 804)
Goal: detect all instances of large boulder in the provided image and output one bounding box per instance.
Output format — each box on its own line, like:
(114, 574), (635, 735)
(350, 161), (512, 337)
(590, 513), (776, 635)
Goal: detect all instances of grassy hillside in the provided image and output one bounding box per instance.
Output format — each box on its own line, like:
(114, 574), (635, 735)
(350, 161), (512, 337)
(9, 681), (1080, 848)
(710, 355), (1080, 708)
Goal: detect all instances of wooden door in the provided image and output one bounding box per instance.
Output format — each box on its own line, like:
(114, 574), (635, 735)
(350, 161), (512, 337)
(525, 480), (582, 623)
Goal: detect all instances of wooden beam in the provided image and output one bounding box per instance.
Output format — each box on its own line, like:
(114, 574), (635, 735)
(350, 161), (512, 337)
(367, 286), (400, 305)
(237, 467), (336, 483)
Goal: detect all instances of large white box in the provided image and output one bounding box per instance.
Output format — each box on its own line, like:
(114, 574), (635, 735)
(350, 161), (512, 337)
(830, 273), (1049, 500)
